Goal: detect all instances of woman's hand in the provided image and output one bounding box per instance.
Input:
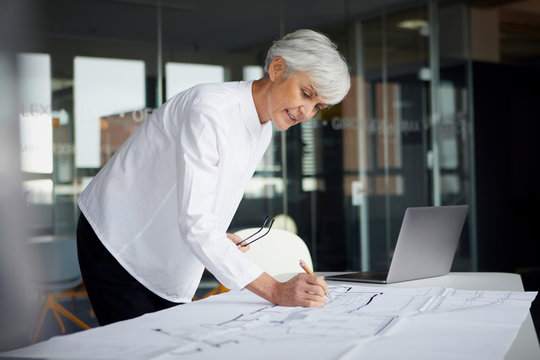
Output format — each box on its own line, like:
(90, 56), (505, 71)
(226, 232), (249, 252)
(273, 273), (328, 307)
(246, 272), (328, 308)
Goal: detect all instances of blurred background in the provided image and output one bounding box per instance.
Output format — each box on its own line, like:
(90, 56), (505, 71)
(1, 0), (539, 349)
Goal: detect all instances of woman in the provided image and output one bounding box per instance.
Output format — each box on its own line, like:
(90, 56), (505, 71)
(77, 29), (350, 325)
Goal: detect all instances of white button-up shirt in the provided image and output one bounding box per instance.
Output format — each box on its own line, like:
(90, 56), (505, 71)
(78, 81), (272, 302)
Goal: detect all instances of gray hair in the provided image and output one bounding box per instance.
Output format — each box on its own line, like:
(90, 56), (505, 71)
(264, 29), (350, 106)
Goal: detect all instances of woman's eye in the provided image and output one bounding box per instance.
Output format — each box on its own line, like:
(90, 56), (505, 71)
(302, 91), (310, 98)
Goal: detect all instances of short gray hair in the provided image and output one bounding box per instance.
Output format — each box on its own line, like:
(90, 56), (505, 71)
(264, 29), (350, 106)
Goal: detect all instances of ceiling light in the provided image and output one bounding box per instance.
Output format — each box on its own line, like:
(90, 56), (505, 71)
(398, 19), (429, 30)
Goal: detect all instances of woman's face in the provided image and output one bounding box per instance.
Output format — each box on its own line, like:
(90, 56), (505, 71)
(266, 70), (327, 131)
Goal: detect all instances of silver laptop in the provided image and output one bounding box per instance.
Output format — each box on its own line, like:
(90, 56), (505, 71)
(326, 205), (469, 284)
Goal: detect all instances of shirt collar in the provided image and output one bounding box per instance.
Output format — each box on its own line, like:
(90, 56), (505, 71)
(240, 80), (271, 139)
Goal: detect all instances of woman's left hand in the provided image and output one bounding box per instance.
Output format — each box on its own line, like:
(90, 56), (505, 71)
(226, 233), (249, 252)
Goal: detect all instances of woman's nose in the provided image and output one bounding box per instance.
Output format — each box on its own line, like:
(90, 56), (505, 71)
(300, 102), (318, 120)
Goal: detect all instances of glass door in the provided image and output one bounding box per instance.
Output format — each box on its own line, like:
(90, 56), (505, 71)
(290, 1), (476, 272)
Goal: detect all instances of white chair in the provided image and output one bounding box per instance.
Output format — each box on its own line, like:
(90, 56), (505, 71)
(234, 228), (313, 278)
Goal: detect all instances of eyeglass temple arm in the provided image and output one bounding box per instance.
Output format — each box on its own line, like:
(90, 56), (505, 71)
(241, 219), (274, 247)
(235, 216), (269, 246)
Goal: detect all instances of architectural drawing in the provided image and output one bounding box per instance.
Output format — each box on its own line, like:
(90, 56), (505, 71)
(150, 285), (536, 359)
(4, 284), (536, 360)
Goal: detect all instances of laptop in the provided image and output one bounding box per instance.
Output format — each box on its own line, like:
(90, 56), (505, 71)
(326, 205), (469, 284)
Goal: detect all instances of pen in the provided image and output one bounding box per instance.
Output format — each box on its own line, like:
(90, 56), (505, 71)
(299, 259), (328, 296)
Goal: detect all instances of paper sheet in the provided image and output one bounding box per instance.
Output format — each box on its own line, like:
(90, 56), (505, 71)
(2, 285), (536, 360)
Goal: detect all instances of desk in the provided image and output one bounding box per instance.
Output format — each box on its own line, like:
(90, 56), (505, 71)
(2, 272), (538, 360)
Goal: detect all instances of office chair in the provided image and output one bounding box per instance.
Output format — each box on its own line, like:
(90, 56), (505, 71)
(235, 227), (313, 278)
(28, 235), (92, 343)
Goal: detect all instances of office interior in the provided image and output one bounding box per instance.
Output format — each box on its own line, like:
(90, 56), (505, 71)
(1, 0), (539, 350)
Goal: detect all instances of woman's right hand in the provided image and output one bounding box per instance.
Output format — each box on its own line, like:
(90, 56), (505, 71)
(246, 272), (328, 308)
(273, 273), (328, 307)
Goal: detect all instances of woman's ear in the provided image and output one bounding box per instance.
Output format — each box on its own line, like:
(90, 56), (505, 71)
(268, 56), (286, 82)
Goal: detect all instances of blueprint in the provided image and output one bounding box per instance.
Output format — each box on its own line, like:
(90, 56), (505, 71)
(2, 284), (537, 360)
(148, 285), (536, 359)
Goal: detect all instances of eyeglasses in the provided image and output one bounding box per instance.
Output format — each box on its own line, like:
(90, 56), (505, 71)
(236, 216), (274, 247)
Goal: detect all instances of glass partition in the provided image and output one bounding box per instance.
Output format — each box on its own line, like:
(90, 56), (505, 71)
(165, 62), (224, 100)
(16, 0), (480, 277)
(74, 57), (145, 169)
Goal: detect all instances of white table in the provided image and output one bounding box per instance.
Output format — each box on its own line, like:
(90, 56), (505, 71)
(321, 272), (540, 360)
(2, 272), (538, 360)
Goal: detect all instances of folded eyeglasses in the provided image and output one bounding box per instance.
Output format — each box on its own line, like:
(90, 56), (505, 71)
(235, 216), (275, 247)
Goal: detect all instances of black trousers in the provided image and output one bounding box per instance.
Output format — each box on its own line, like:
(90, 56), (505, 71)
(76, 213), (180, 326)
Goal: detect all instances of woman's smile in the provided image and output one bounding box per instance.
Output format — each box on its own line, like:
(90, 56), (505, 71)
(286, 109), (298, 123)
